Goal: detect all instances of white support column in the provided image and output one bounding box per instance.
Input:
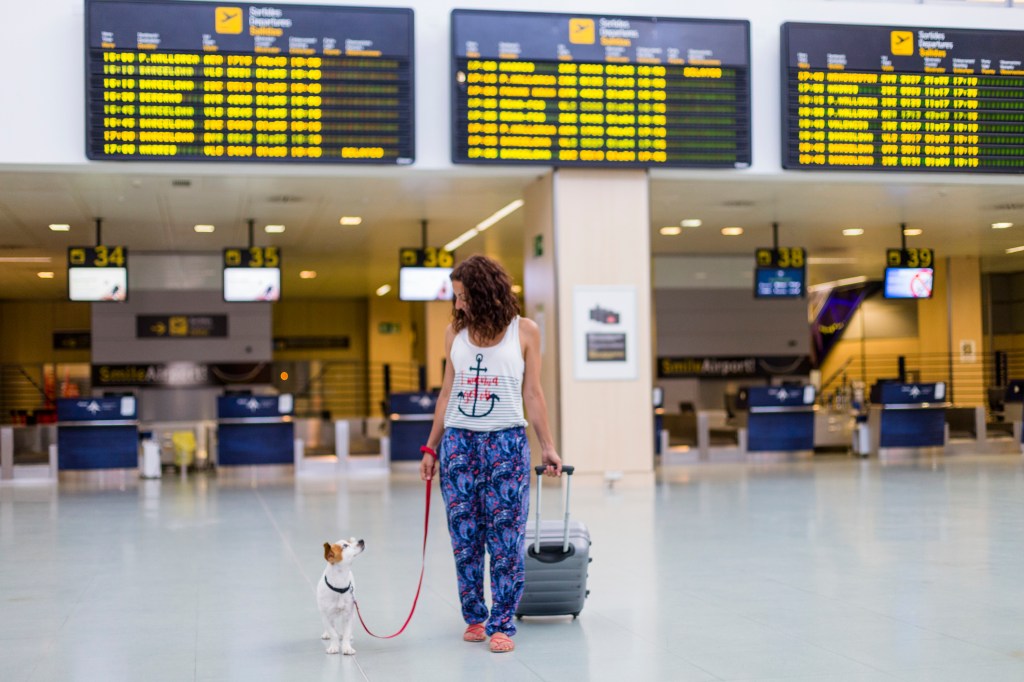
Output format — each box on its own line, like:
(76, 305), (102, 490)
(524, 169), (654, 479)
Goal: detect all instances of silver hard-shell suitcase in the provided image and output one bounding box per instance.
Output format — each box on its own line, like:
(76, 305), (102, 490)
(516, 465), (591, 619)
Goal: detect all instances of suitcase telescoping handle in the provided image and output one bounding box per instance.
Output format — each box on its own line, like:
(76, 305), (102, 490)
(533, 465), (575, 555)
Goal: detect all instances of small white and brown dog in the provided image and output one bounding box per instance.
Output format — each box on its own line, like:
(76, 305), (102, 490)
(318, 537), (364, 655)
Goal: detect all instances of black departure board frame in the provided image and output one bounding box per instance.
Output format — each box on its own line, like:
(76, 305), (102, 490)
(85, 0), (415, 164)
(451, 9), (751, 169)
(782, 22), (1024, 174)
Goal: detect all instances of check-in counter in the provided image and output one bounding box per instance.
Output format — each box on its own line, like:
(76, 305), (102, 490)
(56, 396), (139, 470)
(388, 391), (437, 462)
(216, 394), (294, 466)
(868, 382), (948, 456)
(737, 385), (816, 454)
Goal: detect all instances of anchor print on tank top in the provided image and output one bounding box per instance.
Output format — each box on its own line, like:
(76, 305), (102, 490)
(443, 318), (526, 431)
(458, 353), (500, 418)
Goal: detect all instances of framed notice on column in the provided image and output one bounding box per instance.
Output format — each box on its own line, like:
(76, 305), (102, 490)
(573, 286), (637, 381)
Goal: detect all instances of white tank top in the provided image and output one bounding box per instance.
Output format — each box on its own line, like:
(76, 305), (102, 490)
(444, 316), (527, 432)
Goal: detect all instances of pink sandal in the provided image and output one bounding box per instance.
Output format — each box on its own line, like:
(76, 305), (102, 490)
(489, 632), (515, 653)
(463, 623), (486, 642)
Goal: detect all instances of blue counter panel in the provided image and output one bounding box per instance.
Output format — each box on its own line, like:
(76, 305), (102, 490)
(1006, 379), (1024, 404)
(58, 426), (138, 470)
(747, 412), (814, 452)
(218, 423), (294, 466)
(880, 410), (945, 448)
(388, 392), (438, 415)
(390, 420), (432, 461)
(742, 386), (815, 409)
(871, 382), (945, 405)
(217, 395), (292, 419)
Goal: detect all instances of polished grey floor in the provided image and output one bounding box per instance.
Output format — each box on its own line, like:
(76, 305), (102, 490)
(3, 453), (1024, 681)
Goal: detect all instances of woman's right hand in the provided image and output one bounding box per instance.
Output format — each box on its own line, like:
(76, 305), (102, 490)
(419, 453), (438, 482)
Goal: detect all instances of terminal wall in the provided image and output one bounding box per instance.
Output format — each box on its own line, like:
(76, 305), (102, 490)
(0, 301), (91, 364)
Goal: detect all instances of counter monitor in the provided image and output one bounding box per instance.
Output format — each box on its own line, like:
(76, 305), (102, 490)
(223, 247), (280, 302)
(884, 267), (934, 299)
(399, 267), (454, 301)
(783, 22), (1024, 173)
(755, 267), (806, 299)
(452, 10), (751, 168)
(68, 246), (128, 302)
(86, 0), (414, 164)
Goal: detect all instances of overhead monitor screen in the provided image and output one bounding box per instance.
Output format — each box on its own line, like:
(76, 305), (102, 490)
(399, 267), (453, 301)
(884, 267), (934, 299)
(782, 22), (1024, 173)
(451, 10), (751, 168)
(223, 267), (281, 302)
(86, 0), (414, 164)
(754, 267), (805, 298)
(69, 267), (128, 301)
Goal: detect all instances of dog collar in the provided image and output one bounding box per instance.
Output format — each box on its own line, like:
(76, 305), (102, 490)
(324, 575), (353, 594)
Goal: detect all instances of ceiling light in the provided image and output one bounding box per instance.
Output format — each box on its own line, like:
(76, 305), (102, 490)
(444, 199), (525, 252)
(37, 271), (55, 279)
(0, 257), (52, 263)
(721, 227), (743, 236)
(265, 224), (286, 233)
(993, 222), (1014, 229)
(843, 228), (864, 236)
(1006, 245), (1024, 254)
(903, 228), (923, 236)
(299, 270), (317, 279)
(680, 218), (702, 228)
(659, 226), (682, 236)
(339, 216), (363, 226)
(807, 276), (869, 293)
(376, 284), (392, 296)
(476, 199), (524, 232)
(511, 284), (523, 294)
(444, 228), (479, 252)
(49, 224), (71, 232)
(194, 224), (215, 233)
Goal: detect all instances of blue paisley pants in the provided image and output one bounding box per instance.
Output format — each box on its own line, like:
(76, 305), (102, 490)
(439, 426), (530, 636)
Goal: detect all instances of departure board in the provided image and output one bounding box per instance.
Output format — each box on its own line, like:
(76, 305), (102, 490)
(86, 0), (414, 164)
(451, 10), (751, 168)
(783, 22), (1024, 173)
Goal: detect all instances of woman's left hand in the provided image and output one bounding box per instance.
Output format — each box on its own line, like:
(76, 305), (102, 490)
(541, 448), (562, 477)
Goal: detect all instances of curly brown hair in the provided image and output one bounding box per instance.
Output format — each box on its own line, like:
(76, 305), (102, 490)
(450, 254), (520, 342)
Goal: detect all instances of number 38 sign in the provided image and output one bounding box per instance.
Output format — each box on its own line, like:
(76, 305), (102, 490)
(755, 247), (805, 268)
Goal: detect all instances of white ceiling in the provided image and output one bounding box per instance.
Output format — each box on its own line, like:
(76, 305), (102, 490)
(2, 167), (1024, 300)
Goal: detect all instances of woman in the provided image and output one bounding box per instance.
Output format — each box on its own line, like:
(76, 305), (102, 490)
(419, 254), (562, 654)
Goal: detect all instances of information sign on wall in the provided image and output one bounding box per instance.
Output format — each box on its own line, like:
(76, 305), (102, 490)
(573, 286), (637, 380)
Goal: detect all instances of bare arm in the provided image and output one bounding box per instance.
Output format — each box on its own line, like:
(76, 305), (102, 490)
(420, 324), (456, 482)
(520, 317), (562, 476)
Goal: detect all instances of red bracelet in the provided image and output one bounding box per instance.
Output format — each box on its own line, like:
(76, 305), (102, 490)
(420, 445), (438, 460)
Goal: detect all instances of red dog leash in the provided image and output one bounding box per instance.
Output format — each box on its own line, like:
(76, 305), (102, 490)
(354, 479), (432, 639)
